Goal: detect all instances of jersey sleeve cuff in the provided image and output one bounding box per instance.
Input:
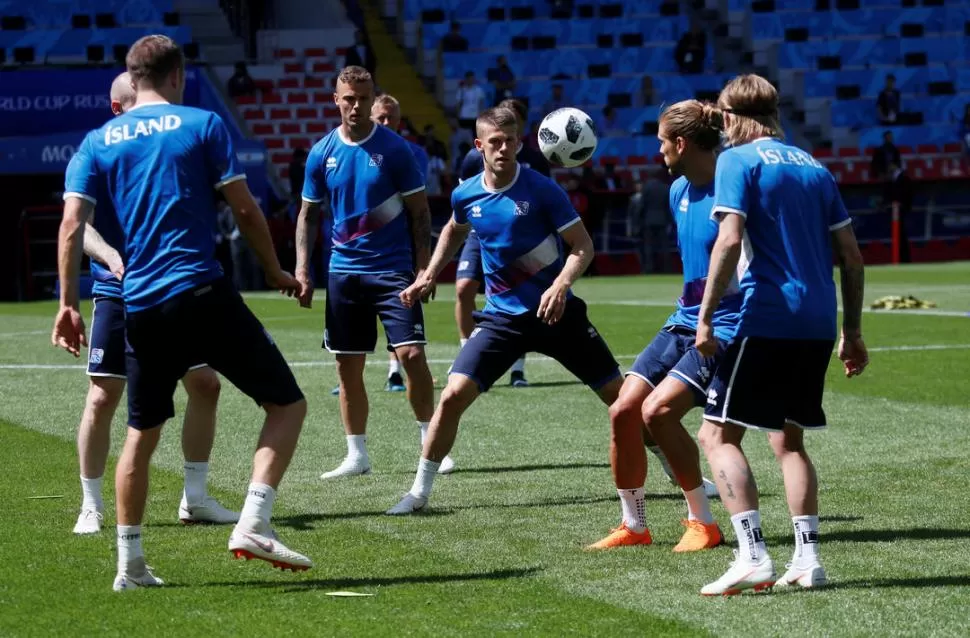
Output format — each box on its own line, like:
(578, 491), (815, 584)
(214, 174), (247, 189)
(557, 216), (582, 233)
(829, 217), (852, 231)
(63, 192), (97, 205)
(302, 195), (324, 203)
(400, 185), (426, 196)
(711, 205), (747, 220)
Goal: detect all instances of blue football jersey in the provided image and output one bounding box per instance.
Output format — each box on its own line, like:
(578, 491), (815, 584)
(65, 144), (124, 300)
(664, 177), (742, 342)
(712, 137), (851, 340)
(452, 164), (580, 315)
(64, 103), (243, 311)
(303, 125), (425, 273)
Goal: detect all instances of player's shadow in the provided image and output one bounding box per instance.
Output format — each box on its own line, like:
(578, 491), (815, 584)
(492, 380), (584, 389)
(273, 494), (635, 530)
(457, 461), (611, 474)
(205, 566), (541, 592)
(765, 526), (970, 545)
(775, 575), (970, 592)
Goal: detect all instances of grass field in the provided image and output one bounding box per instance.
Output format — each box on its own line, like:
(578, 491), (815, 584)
(2, 262), (969, 637)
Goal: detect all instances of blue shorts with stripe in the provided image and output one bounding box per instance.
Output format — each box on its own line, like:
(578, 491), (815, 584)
(627, 326), (726, 406)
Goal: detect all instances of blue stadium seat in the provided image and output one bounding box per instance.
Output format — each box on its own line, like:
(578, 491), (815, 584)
(403, 0), (671, 21)
(751, 8), (955, 41)
(0, 26), (190, 59)
(0, 0), (173, 28)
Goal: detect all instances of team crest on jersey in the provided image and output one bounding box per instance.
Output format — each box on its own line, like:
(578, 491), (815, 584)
(326, 157), (337, 169)
(514, 201), (530, 216)
(89, 348), (104, 364)
(679, 197), (689, 213)
(369, 154), (384, 167)
(470, 206), (482, 218)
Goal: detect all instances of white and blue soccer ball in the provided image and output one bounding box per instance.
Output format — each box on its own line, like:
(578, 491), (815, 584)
(537, 107), (598, 168)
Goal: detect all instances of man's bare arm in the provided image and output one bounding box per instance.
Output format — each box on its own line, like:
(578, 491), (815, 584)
(698, 213), (745, 326)
(58, 198), (95, 308)
(295, 199), (322, 280)
(83, 223), (124, 279)
(552, 221), (594, 289)
(832, 224), (865, 337)
(425, 216), (471, 280)
(402, 190), (433, 272)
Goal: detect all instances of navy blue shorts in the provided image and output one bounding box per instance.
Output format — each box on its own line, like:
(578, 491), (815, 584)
(325, 271), (426, 354)
(704, 336), (835, 432)
(451, 296), (620, 392)
(455, 231), (484, 285)
(87, 296), (205, 379)
(125, 277), (304, 430)
(627, 326), (727, 405)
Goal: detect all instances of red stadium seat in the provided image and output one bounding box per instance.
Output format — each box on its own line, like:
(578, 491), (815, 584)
(234, 94), (257, 105)
(275, 48), (296, 58)
(813, 147), (833, 158)
(252, 123), (274, 135)
(283, 63), (303, 74)
(271, 152), (292, 164)
(254, 79), (274, 92)
(313, 91), (330, 103)
(242, 108), (264, 120)
(286, 92), (309, 104)
(652, 153), (664, 164)
(837, 147), (860, 158)
(304, 76), (325, 88)
(943, 142), (961, 154)
(599, 156), (620, 165)
(306, 122), (327, 133)
(278, 77), (299, 89)
(270, 108), (292, 120)
(897, 145), (914, 155)
(626, 155), (647, 165)
(279, 122), (301, 134)
(295, 107), (317, 119)
(289, 137), (311, 149)
(323, 105), (340, 118)
(264, 138), (284, 149)
(916, 144), (939, 155)
(312, 62), (335, 73)
(305, 48), (327, 57)
(262, 92), (282, 105)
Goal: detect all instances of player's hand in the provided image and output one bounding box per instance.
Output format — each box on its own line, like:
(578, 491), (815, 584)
(268, 269), (302, 299)
(414, 269), (437, 303)
(107, 254), (125, 281)
(838, 333), (869, 378)
(52, 305), (87, 358)
(537, 282), (569, 325)
(294, 271), (314, 309)
(695, 322), (718, 358)
(401, 274), (435, 308)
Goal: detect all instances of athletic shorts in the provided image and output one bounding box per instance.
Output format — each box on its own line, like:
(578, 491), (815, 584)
(455, 231), (484, 285)
(324, 271), (426, 354)
(451, 296), (620, 392)
(87, 296), (204, 379)
(627, 325), (727, 406)
(125, 277), (304, 430)
(703, 336), (835, 432)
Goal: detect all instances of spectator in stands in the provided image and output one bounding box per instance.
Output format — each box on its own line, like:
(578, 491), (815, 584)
(420, 124), (448, 160)
(877, 75), (900, 125)
(268, 205), (296, 274)
(440, 21), (469, 52)
(424, 147), (449, 197)
(631, 166), (671, 273)
(543, 84), (567, 114)
(453, 140), (472, 174)
(884, 162), (913, 263)
(227, 61), (257, 98)
(491, 56), (516, 105)
(550, 0), (575, 18)
(599, 106), (625, 138)
(596, 162), (628, 191)
(344, 30), (377, 80)
(870, 130), (902, 181)
(289, 147), (307, 201)
(674, 26), (706, 75)
(455, 71), (486, 135)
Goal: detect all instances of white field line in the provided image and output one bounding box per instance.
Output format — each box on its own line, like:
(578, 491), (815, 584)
(2, 343), (969, 372)
(0, 330), (49, 338)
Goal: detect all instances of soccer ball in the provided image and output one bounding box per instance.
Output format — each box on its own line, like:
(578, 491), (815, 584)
(537, 107), (598, 168)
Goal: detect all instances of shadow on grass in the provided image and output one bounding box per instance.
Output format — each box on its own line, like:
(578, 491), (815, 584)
(766, 526), (970, 545)
(204, 566), (541, 592)
(491, 380), (585, 389)
(456, 462), (611, 474)
(273, 493), (666, 530)
(769, 575), (970, 593)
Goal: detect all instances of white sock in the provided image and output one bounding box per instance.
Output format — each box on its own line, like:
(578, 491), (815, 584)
(388, 359), (402, 376)
(418, 421), (430, 446)
(409, 457), (440, 499)
(80, 475), (103, 512)
(792, 515), (820, 566)
(239, 482), (276, 524)
(684, 485), (714, 524)
(510, 357), (525, 374)
(647, 445), (675, 482)
(117, 524), (143, 572)
(346, 434), (368, 460)
(459, 338), (468, 348)
(730, 509), (767, 563)
(182, 461), (208, 506)
(617, 487), (647, 533)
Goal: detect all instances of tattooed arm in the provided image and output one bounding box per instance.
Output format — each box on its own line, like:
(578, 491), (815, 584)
(696, 213), (745, 356)
(832, 223), (868, 377)
(402, 189), (432, 273)
(295, 198), (322, 308)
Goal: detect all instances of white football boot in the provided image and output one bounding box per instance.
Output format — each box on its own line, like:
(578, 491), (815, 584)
(228, 517), (312, 571)
(73, 508), (104, 535)
(701, 550), (777, 596)
(320, 455), (371, 479)
(113, 559), (164, 592)
(179, 495), (240, 525)
(386, 492), (428, 515)
(776, 561), (827, 589)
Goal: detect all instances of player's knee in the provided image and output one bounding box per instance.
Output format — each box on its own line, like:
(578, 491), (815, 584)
(770, 428), (805, 459)
(455, 279), (478, 305)
(640, 394), (671, 430)
(396, 345), (426, 369)
(608, 397), (641, 431)
(266, 397), (307, 423)
(88, 378), (124, 413)
(697, 422), (721, 455)
(184, 368), (221, 401)
(439, 381), (475, 416)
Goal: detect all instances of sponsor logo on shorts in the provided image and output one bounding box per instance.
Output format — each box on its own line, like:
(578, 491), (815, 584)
(587, 326), (598, 339)
(470, 328), (481, 339)
(369, 153), (384, 167)
(89, 348), (105, 364)
(514, 201), (530, 216)
(414, 323), (424, 335)
(706, 388), (718, 406)
(459, 260), (470, 270)
(698, 365), (710, 384)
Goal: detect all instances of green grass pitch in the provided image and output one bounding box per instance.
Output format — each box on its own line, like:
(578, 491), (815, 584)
(1, 262), (969, 636)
